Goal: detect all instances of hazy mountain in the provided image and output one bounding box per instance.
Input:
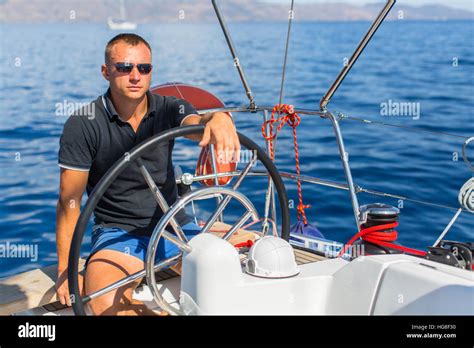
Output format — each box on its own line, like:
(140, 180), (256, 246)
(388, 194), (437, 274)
(0, 0), (472, 23)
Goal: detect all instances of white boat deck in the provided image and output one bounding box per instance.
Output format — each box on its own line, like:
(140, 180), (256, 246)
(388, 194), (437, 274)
(0, 243), (326, 316)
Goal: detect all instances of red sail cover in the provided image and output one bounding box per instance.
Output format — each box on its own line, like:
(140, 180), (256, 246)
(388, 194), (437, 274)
(151, 83), (236, 186)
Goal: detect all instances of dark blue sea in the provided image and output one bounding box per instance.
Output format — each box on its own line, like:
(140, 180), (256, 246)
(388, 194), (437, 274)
(0, 20), (473, 278)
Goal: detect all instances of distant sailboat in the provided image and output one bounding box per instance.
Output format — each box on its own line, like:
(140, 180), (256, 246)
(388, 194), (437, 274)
(107, 0), (137, 30)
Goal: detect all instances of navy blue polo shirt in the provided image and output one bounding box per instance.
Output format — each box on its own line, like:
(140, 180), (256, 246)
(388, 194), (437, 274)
(58, 89), (198, 236)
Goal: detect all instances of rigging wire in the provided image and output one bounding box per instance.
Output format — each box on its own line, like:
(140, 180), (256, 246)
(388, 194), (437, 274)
(358, 187), (472, 213)
(263, 0), (296, 229)
(338, 113), (471, 140)
(208, 0), (472, 245)
(277, 0), (295, 115)
(272, 0), (296, 155)
(334, 113), (474, 213)
(330, 113), (474, 216)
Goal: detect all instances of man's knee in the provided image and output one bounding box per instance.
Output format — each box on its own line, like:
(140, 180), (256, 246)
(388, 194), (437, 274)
(87, 287), (134, 315)
(84, 250), (144, 315)
(87, 292), (116, 315)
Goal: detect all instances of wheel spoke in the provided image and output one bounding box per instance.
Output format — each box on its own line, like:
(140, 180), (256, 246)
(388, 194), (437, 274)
(209, 145), (224, 222)
(232, 152), (258, 190)
(82, 253), (182, 304)
(162, 230), (193, 253)
(263, 180), (273, 234)
(137, 159), (188, 242)
(223, 211), (254, 241)
(200, 154), (257, 234)
(145, 186), (260, 315)
(263, 179), (278, 236)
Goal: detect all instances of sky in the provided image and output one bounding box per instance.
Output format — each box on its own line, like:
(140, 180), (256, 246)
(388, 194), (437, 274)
(263, 0), (474, 12)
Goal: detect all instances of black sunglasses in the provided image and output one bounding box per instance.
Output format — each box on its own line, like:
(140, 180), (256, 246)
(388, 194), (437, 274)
(113, 62), (153, 75)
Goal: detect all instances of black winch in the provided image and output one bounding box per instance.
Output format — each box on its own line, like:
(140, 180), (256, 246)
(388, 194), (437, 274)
(353, 203), (402, 256)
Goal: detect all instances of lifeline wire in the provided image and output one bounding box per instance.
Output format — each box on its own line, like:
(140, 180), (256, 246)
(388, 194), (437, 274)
(339, 114), (471, 140)
(359, 187), (472, 213)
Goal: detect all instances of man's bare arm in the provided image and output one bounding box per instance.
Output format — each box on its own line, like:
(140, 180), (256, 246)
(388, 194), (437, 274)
(182, 112), (240, 163)
(55, 168), (88, 306)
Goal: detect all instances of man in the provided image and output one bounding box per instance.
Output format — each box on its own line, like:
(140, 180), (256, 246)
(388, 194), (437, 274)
(55, 33), (239, 315)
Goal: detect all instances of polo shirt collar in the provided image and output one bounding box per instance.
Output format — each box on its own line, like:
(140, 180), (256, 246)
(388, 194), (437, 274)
(102, 88), (156, 122)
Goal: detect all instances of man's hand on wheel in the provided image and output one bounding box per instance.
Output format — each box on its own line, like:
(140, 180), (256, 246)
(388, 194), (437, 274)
(199, 112), (240, 164)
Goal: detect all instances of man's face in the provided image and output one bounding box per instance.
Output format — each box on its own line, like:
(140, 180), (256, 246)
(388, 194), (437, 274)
(102, 41), (152, 100)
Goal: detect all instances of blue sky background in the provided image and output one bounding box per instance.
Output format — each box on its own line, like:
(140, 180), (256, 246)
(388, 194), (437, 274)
(264, 0), (474, 12)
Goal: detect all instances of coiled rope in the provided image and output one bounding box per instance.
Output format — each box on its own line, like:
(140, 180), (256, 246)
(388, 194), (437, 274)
(458, 177), (474, 213)
(337, 221), (427, 258)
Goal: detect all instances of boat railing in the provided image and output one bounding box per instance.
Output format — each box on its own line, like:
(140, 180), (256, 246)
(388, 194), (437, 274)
(202, 0), (473, 244)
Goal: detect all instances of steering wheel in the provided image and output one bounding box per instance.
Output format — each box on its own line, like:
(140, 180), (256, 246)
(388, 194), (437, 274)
(69, 125), (290, 315)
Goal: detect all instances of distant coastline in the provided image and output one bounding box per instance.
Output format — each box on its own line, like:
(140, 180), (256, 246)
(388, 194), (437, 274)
(0, 0), (473, 23)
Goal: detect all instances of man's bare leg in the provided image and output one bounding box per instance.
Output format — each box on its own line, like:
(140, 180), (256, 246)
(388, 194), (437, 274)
(84, 249), (164, 316)
(83, 228), (259, 315)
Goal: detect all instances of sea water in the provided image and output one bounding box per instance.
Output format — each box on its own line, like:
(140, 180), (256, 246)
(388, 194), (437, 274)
(0, 20), (473, 277)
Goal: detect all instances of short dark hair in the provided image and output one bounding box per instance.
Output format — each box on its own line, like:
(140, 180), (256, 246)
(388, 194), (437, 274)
(105, 33), (152, 63)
